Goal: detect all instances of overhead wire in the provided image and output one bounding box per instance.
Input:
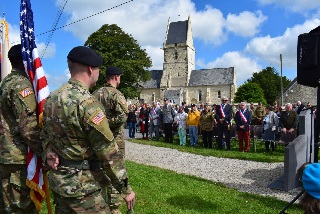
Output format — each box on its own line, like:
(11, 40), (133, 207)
(11, 0), (134, 45)
(41, 0), (68, 59)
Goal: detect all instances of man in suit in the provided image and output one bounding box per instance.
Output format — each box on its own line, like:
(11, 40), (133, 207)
(279, 103), (298, 145)
(234, 102), (252, 152)
(149, 102), (161, 141)
(215, 97), (233, 150)
(161, 99), (175, 143)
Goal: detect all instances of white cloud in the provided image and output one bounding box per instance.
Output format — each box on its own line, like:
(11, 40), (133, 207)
(190, 6), (226, 45)
(46, 68), (70, 91)
(198, 51), (262, 85)
(143, 45), (163, 70)
(37, 42), (56, 58)
(245, 18), (320, 69)
(59, 0), (233, 72)
(60, 0), (228, 46)
(255, 0), (320, 13)
(7, 23), (20, 46)
(6, 22), (56, 59)
(226, 10), (267, 37)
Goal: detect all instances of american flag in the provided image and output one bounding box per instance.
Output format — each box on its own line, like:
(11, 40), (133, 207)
(20, 0), (50, 211)
(92, 111), (105, 125)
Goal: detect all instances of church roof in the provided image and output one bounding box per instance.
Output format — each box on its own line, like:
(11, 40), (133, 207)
(188, 67), (235, 86)
(139, 70), (163, 88)
(166, 20), (188, 45)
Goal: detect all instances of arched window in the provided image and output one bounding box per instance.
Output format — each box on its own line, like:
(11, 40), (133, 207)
(199, 90), (202, 102)
(175, 51), (178, 60)
(152, 93), (155, 102)
(218, 90), (221, 98)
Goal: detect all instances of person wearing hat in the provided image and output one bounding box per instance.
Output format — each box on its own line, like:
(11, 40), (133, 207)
(0, 44), (43, 212)
(298, 163), (320, 213)
(93, 66), (133, 213)
(41, 46), (135, 213)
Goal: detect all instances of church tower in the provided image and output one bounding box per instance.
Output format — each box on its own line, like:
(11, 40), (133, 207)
(160, 16), (195, 99)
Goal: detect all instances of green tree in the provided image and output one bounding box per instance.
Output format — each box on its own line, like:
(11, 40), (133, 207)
(84, 24), (152, 98)
(247, 67), (291, 105)
(234, 82), (267, 104)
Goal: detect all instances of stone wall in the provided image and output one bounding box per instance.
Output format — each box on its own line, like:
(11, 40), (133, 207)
(281, 82), (317, 105)
(139, 88), (161, 104)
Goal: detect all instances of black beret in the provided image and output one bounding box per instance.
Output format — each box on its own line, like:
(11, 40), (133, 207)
(67, 46), (103, 67)
(8, 44), (22, 59)
(105, 66), (122, 76)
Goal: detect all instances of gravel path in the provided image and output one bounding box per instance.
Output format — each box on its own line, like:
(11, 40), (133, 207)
(125, 141), (302, 202)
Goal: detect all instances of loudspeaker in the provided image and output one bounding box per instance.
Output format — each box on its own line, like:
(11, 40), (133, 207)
(297, 26), (320, 87)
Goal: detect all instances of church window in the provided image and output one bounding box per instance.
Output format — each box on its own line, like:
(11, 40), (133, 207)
(218, 90), (221, 98)
(175, 51), (178, 59)
(152, 93), (155, 102)
(199, 90), (202, 102)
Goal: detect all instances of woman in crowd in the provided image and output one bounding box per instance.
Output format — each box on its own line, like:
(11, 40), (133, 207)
(174, 107), (188, 146)
(200, 105), (215, 148)
(127, 104), (137, 138)
(139, 103), (149, 139)
(275, 106), (282, 118)
(262, 105), (279, 152)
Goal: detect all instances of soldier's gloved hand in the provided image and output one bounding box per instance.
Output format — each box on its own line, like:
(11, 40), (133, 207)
(46, 152), (59, 170)
(124, 191), (135, 211)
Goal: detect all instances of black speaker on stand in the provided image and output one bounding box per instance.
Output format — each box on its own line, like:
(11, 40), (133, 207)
(297, 25), (320, 163)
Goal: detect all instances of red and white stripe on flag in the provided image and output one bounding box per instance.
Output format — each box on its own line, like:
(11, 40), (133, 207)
(20, 0), (50, 211)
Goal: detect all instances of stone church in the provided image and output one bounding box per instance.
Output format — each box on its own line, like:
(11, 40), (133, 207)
(139, 16), (237, 105)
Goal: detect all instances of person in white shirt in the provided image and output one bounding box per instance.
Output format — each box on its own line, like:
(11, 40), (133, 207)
(174, 107), (188, 146)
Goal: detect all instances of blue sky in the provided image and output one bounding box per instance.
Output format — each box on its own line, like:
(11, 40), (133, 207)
(1, 0), (320, 91)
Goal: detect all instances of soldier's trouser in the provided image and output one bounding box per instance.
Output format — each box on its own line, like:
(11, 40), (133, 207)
(0, 164), (38, 214)
(106, 184), (123, 214)
(53, 190), (110, 214)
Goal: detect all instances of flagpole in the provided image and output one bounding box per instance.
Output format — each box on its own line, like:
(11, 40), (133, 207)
(43, 173), (52, 214)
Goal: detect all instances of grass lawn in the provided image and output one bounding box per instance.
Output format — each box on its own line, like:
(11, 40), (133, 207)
(118, 161), (303, 214)
(39, 134), (309, 213)
(41, 161), (303, 214)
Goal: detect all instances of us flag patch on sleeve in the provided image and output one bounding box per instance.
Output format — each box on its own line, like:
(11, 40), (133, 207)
(19, 88), (34, 98)
(91, 111), (105, 125)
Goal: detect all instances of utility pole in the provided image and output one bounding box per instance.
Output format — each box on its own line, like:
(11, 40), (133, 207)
(280, 54), (283, 106)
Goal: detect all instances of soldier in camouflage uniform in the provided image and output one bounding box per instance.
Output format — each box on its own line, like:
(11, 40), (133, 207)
(41, 46), (135, 214)
(0, 44), (42, 213)
(200, 105), (215, 148)
(93, 66), (129, 214)
(253, 102), (265, 125)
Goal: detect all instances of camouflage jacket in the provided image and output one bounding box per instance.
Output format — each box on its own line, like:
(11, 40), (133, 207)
(254, 106), (265, 119)
(93, 83), (128, 135)
(41, 78), (131, 198)
(200, 111), (215, 131)
(0, 69), (42, 164)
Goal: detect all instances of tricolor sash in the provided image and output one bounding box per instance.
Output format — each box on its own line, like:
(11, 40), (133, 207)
(152, 108), (157, 115)
(220, 104), (225, 118)
(239, 110), (247, 123)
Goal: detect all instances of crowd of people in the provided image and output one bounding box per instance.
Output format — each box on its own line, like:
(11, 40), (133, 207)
(127, 97), (312, 153)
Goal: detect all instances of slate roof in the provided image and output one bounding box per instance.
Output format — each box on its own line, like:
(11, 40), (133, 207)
(188, 68), (235, 86)
(139, 70), (163, 88)
(165, 20), (188, 45)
